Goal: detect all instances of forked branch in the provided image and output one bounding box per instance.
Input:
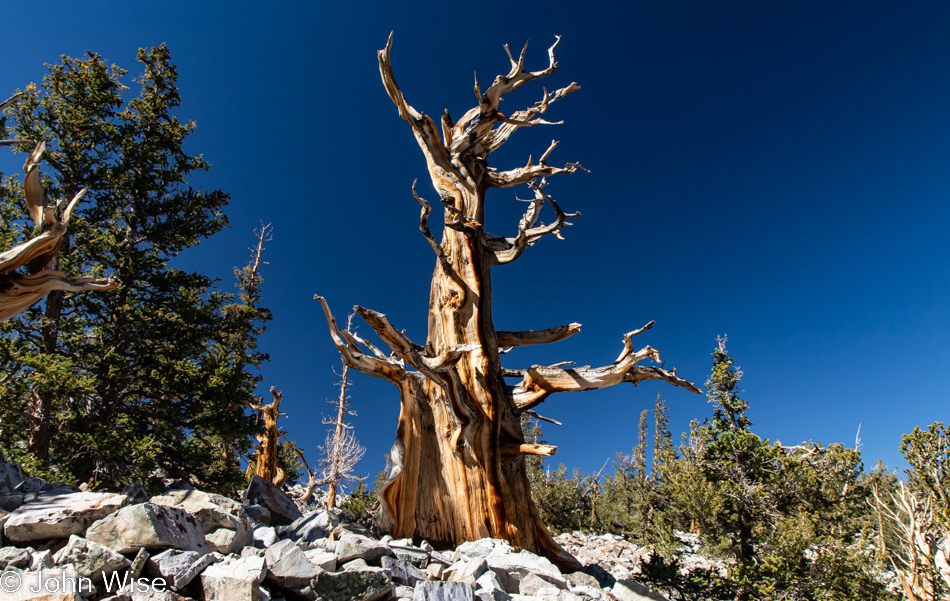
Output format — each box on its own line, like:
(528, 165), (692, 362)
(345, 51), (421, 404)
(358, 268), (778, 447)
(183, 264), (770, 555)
(509, 325), (701, 410)
(315, 295), (406, 383)
(487, 180), (580, 265)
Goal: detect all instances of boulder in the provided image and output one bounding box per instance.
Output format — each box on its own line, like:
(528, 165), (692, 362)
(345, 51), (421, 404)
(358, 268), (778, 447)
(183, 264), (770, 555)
(53, 535), (131, 582)
(146, 549), (219, 590)
(303, 548), (337, 571)
(413, 581), (475, 601)
(485, 549), (565, 591)
(242, 475), (301, 526)
(0, 546), (31, 569)
(382, 555), (427, 587)
(518, 571), (567, 595)
(0, 493), (24, 512)
(389, 542), (431, 567)
(335, 532), (392, 565)
(150, 490), (249, 554)
(0, 454), (23, 494)
(265, 540), (322, 589)
(308, 569), (393, 601)
(242, 504), (271, 526)
(15, 477), (46, 494)
(282, 510), (336, 544)
(31, 549), (55, 570)
(3, 492), (128, 543)
(250, 522), (279, 549)
(444, 557), (488, 585)
(474, 570), (512, 601)
(86, 503), (208, 554)
(200, 555), (266, 601)
(121, 483), (150, 505)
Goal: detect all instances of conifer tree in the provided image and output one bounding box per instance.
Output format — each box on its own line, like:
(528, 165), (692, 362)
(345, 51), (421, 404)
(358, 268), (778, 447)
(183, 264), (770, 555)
(0, 47), (261, 491)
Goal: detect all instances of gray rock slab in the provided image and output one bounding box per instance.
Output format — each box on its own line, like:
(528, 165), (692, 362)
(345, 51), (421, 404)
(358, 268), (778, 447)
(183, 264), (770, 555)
(390, 543), (431, 567)
(15, 476), (45, 494)
(53, 534), (131, 582)
(0, 458), (23, 494)
(303, 548), (336, 571)
(200, 555), (266, 601)
(444, 557), (488, 585)
(0, 545), (31, 569)
(413, 581), (475, 601)
(242, 504), (271, 526)
(282, 510), (331, 544)
(335, 532), (392, 565)
(382, 555), (427, 587)
(251, 522), (279, 548)
(475, 570), (512, 601)
(242, 475), (302, 526)
(147, 549), (218, 590)
(308, 569), (393, 601)
(266, 542), (321, 588)
(0, 493), (24, 512)
(150, 489), (249, 555)
(3, 491), (128, 543)
(612, 579), (670, 601)
(86, 503), (208, 554)
(31, 549), (55, 570)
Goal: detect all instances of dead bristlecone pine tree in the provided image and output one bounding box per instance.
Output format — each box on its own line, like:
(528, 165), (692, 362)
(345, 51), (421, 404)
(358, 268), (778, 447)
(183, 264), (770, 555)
(316, 34), (700, 570)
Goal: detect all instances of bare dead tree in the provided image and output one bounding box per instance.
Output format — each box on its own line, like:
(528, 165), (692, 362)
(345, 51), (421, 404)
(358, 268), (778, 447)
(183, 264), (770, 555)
(245, 386), (284, 484)
(316, 35), (700, 569)
(323, 315), (366, 508)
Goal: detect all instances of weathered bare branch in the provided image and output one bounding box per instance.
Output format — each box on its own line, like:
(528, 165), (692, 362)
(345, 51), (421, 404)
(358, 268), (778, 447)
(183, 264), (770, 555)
(486, 150), (587, 189)
(510, 328), (700, 410)
(315, 295), (406, 383)
(488, 180), (580, 265)
(501, 441), (558, 457)
(497, 323), (581, 348)
(378, 34), (454, 179)
(525, 409), (562, 426)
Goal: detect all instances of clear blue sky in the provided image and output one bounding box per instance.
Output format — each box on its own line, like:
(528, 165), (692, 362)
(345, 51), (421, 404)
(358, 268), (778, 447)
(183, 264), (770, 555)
(2, 1), (948, 482)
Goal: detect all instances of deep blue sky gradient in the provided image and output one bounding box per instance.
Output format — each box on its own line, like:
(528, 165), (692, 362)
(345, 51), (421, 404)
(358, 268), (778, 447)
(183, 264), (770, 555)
(3, 1), (949, 481)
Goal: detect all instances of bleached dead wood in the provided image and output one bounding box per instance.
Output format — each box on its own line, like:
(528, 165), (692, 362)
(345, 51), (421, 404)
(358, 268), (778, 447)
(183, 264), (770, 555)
(0, 132), (119, 321)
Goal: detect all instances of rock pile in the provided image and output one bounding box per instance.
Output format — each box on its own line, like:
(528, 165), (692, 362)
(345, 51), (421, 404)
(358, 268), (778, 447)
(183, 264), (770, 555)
(0, 462), (677, 601)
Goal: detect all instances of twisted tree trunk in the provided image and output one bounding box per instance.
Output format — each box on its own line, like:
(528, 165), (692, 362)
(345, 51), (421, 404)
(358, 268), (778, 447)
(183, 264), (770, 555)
(317, 35), (700, 570)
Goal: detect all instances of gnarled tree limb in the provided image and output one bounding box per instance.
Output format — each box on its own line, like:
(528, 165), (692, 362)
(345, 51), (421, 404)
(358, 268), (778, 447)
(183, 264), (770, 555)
(315, 295), (406, 383)
(488, 180), (580, 265)
(510, 331), (701, 410)
(497, 323), (581, 347)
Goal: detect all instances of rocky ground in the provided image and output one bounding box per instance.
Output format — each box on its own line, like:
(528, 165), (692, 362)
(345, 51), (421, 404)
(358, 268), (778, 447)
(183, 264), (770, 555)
(0, 459), (707, 601)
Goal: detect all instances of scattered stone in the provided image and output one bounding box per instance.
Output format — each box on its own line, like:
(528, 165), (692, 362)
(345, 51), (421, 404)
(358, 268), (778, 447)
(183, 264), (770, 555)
(475, 570), (512, 601)
(518, 571), (566, 595)
(308, 569), (393, 601)
(335, 532), (392, 565)
(390, 542), (431, 567)
(242, 504), (271, 526)
(413, 581), (475, 601)
(426, 562), (445, 580)
(251, 522), (279, 548)
(150, 490), (249, 554)
(53, 534), (131, 582)
(86, 503), (208, 554)
(282, 510), (334, 544)
(147, 549), (218, 590)
(31, 548), (55, 570)
(0, 454), (23, 494)
(0, 546), (31, 569)
(15, 477), (46, 494)
(444, 556), (488, 585)
(382, 555), (427, 586)
(242, 476), (302, 526)
(129, 547), (149, 578)
(200, 555), (266, 601)
(0, 493), (24, 512)
(3, 492), (128, 543)
(264, 539), (321, 588)
(303, 548), (337, 571)
(121, 483), (150, 505)
(565, 571), (601, 590)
